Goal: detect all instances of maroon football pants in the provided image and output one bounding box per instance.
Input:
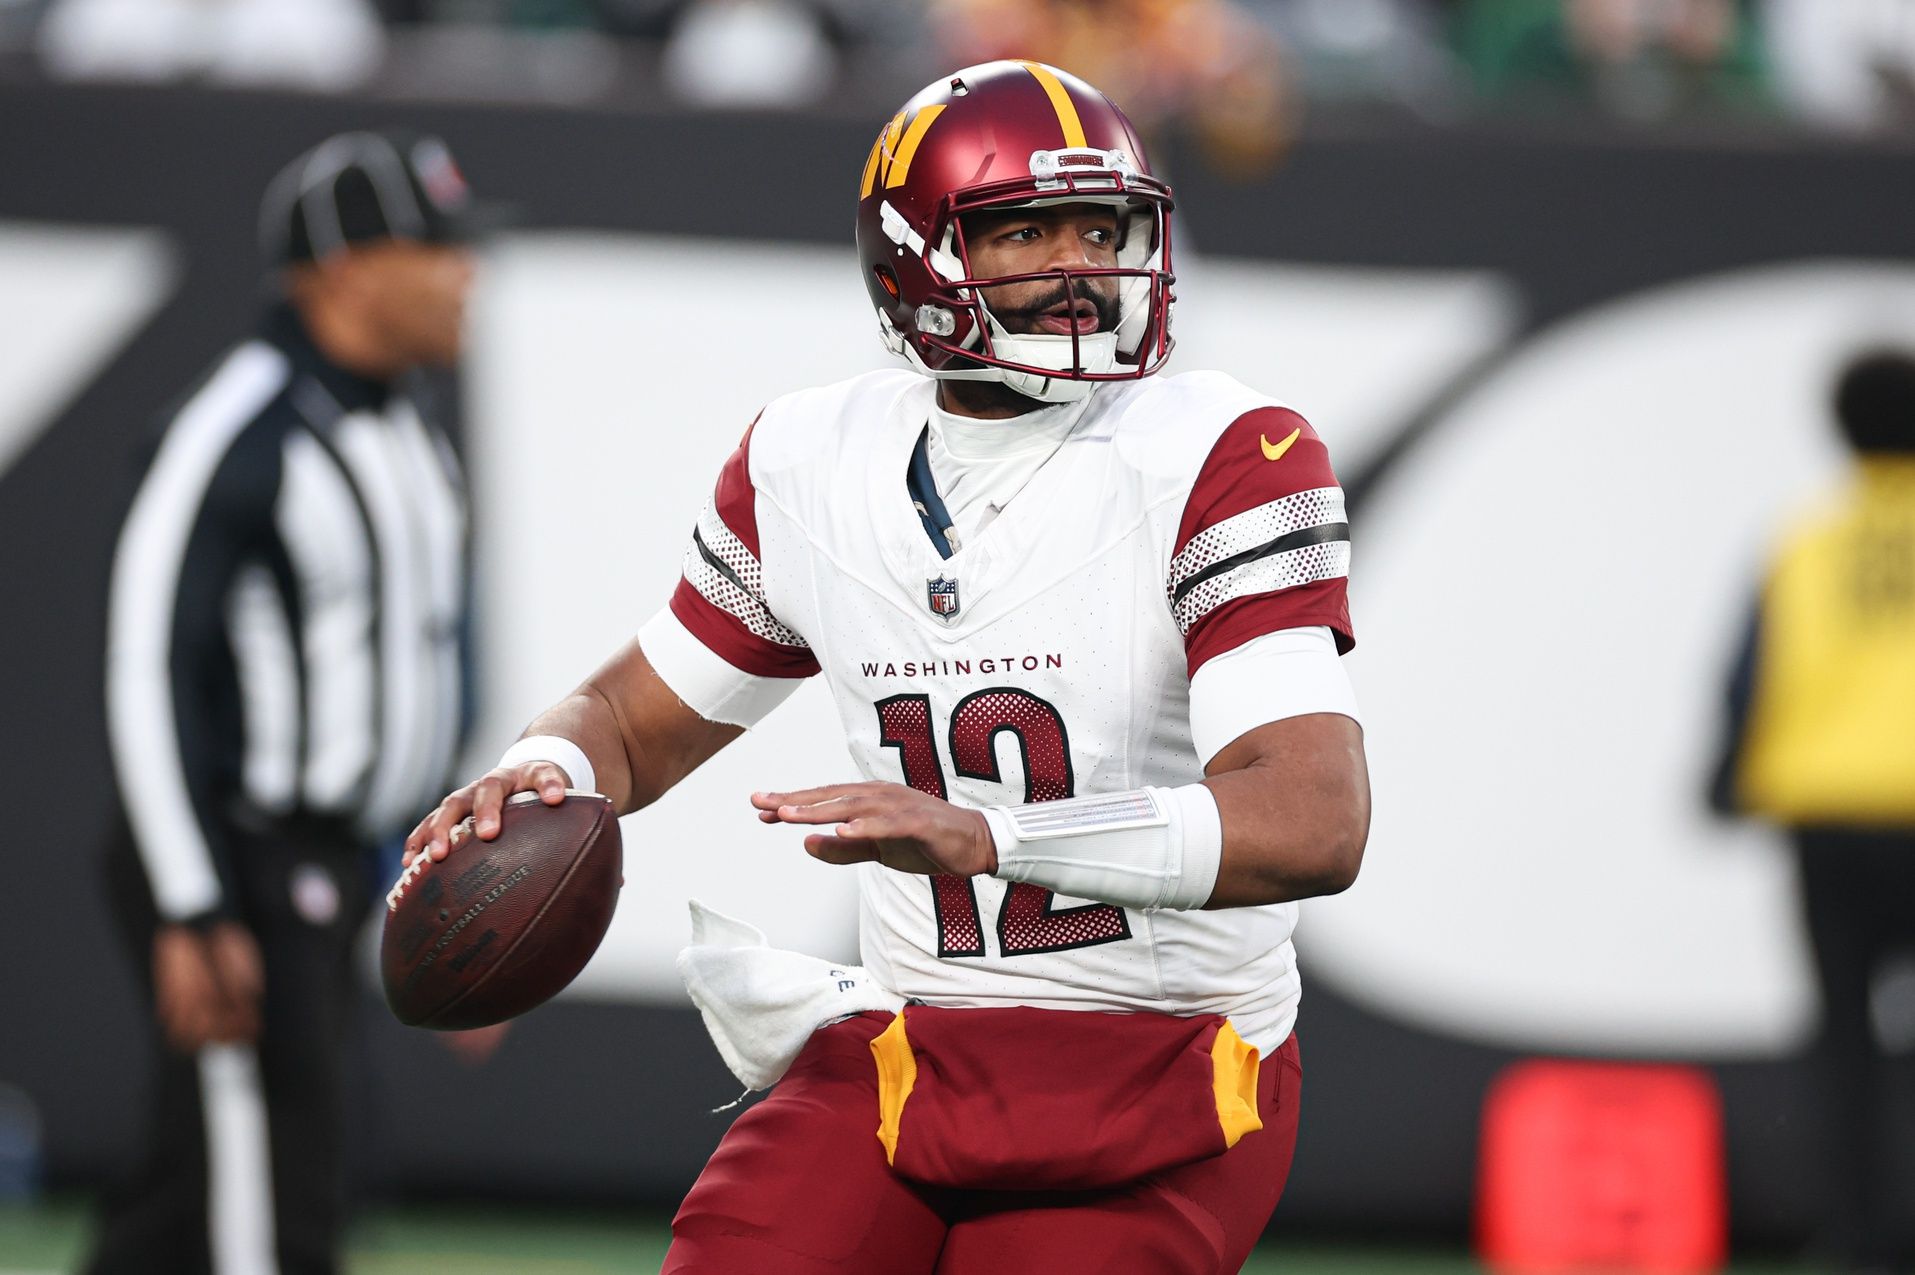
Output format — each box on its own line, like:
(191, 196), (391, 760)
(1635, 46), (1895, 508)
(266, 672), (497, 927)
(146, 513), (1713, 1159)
(663, 1012), (1302, 1275)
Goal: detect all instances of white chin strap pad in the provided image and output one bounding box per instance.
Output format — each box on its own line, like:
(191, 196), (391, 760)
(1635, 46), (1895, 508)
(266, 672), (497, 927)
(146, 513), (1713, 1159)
(1002, 371), (1095, 404)
(991, 331), (1119, 403)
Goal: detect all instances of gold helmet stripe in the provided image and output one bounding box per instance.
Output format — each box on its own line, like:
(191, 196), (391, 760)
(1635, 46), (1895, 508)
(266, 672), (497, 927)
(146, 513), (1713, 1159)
(1019, 61), (1089, 150)
(859, 105), (947, 198)
(860, 111), (904, 199)
(885, 105), (946, 189)
(859, 116), (894, 199)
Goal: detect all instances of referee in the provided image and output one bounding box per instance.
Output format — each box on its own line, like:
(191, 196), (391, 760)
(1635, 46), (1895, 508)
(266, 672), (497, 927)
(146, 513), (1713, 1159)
(89, 130), (485, 1275)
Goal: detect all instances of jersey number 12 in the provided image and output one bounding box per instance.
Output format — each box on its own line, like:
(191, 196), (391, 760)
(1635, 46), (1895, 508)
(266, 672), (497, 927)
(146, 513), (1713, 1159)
(875, 690), (1132, 959)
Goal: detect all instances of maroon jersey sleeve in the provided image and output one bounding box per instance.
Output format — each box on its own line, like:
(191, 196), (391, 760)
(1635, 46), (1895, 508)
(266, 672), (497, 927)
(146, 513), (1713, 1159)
(1168, 406), (1353, 677)
(668, 424), (821, 679)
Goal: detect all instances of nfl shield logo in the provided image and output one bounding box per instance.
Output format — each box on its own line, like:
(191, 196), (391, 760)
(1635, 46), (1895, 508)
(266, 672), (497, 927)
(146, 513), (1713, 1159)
(926, 576), (960, 622)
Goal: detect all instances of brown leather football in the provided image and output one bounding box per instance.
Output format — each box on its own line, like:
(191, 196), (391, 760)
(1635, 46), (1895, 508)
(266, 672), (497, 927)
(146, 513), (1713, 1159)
(381, 791), (622, 1030)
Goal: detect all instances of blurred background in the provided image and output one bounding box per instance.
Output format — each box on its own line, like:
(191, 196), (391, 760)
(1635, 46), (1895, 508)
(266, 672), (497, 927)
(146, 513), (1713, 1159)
(4, 0), (1915, 1271)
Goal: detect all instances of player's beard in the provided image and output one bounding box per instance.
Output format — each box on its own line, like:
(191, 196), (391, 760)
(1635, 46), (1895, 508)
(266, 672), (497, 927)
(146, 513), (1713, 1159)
(941, 276), (1122, 418)
(991, 276), (1122, 338)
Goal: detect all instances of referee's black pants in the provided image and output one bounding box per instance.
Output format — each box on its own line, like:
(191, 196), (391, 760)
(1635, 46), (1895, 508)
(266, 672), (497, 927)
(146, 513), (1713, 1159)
(84, 819), (373, 1275)
(1794, 826), (1915, 1271)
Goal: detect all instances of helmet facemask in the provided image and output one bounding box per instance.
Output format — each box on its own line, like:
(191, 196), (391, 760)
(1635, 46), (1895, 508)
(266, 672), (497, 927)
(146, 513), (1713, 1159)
(888, 165), (1175, 405)
(942, 197), (1159, 403)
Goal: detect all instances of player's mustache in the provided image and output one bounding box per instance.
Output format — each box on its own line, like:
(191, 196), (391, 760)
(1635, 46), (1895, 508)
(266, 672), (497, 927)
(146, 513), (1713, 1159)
(999, 278), (1121, 332)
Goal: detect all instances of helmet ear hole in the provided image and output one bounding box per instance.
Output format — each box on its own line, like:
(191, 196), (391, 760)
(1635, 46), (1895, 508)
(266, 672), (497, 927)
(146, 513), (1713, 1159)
(873, 265), (901, 300)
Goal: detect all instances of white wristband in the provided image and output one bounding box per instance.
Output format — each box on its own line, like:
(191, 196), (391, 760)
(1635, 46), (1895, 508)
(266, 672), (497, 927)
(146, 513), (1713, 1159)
(985, 784), (1223, 912)
(498, 734), (598, 796)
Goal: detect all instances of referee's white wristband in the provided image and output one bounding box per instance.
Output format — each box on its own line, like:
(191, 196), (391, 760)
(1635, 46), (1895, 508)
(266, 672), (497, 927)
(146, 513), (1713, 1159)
(497, 735), (598, 796)
(983, 784), (1223, 912)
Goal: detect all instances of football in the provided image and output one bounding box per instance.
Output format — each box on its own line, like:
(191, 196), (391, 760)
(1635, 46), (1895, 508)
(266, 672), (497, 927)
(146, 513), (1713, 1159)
(381, 791), (622, 1030)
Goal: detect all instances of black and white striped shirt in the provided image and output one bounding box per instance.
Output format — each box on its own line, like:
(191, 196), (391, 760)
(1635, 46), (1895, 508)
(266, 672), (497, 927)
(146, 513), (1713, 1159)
(106, 306), (470, 923)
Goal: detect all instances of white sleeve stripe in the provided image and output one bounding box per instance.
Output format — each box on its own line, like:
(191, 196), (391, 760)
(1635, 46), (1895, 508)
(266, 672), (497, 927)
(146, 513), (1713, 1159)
(695, 500), (767, 598)
(1168, 486), (1344, 591)
(686, 498), (815, 651)
(105, 343), (289, 921)
(1171, 539), (1351, 635)
(638, 607), (805, 728)
(685, 531), (811, 649)
(1170, 521), (1349, 606)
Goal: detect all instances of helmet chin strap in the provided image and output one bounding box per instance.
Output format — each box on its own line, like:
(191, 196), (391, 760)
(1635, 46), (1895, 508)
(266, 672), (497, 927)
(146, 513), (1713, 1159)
(991, 333), (1118, 402)
(900, 305), (1123, 404)
(1003, 373), (1096, 404)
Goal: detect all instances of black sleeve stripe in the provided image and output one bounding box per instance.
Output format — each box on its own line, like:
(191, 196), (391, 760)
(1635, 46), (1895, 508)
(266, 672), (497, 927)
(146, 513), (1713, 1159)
(1170, 521), (1351, 607)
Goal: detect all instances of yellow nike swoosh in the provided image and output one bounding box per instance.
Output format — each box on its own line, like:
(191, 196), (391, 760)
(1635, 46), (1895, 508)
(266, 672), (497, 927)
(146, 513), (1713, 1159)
(1260, 427), (1302, 462)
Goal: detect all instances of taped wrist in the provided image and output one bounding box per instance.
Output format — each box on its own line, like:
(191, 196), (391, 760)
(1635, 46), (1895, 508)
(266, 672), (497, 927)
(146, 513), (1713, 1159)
(983, 784), (1223, 912)
(497, 734), (598, 796)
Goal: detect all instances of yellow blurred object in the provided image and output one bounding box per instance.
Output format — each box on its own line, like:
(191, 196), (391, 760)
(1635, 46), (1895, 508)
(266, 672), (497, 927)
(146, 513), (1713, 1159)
(1738, 459), (1915, 825)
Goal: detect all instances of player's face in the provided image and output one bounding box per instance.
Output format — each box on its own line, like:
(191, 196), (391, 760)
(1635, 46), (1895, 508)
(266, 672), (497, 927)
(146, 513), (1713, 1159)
(961, 204), (1123, 338)
(359, 240), (475, 367)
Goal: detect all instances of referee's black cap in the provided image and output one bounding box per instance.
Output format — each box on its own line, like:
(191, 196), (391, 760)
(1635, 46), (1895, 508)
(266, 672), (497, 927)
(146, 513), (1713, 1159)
(261, 129), (503, 266)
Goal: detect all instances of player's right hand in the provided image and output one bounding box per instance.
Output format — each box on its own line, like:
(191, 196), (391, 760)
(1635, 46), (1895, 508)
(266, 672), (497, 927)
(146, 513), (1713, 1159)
(403, 762), (571, 866)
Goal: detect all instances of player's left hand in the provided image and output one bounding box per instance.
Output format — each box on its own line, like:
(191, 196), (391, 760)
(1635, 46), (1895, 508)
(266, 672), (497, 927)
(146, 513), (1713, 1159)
(752, 782), (998, 877)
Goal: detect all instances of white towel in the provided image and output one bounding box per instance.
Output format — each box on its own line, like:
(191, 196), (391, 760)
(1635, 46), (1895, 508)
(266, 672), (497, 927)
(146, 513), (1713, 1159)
(676, 899), (905, 1091)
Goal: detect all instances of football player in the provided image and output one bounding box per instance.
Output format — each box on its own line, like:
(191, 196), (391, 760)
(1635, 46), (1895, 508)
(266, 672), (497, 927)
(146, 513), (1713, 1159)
(407, 60), (1368, 1273)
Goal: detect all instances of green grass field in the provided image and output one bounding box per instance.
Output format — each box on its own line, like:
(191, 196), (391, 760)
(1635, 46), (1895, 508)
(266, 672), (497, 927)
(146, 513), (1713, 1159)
(0, 1199), (1813, 1274)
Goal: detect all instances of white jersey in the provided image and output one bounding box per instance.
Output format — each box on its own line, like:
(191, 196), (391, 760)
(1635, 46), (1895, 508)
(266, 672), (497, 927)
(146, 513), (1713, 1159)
(651, 368), (1354, 1051)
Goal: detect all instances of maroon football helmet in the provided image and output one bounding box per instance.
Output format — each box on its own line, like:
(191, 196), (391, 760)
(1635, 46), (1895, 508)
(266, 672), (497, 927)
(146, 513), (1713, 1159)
(854, 61), (1176, 404)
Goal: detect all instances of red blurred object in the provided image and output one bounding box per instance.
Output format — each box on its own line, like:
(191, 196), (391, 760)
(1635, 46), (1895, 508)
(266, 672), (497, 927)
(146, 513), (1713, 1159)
(1476, 1059), (1727, 1274)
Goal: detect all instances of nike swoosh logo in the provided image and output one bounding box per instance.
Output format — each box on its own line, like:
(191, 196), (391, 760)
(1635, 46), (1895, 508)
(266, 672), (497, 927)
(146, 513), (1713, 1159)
(1260, 427), (1302, 462)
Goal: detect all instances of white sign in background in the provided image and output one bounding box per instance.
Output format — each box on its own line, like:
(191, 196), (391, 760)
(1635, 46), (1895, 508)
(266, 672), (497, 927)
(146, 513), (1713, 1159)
(1322, 261), (1915, 1057)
